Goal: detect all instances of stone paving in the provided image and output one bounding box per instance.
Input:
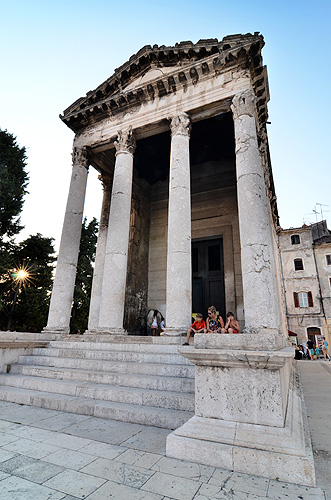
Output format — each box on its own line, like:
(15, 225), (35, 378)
(0, 395), (327, 500)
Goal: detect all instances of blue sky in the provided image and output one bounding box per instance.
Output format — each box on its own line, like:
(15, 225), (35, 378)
(1, 0), (330, 249)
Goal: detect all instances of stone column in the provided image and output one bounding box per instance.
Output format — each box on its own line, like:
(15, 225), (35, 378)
(98, 128), (135, 334)
(164, 114), (192, 335)
(44, 147), (89, 334)
(231, 90), (281, 333)
(87, 173), (112, 332)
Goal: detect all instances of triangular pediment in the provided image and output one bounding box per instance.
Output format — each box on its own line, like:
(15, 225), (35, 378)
(61, 33), (267, 132)
(125, 66), (182, 91)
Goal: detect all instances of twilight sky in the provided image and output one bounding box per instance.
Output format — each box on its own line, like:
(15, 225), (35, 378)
(1, 0), (330, 251)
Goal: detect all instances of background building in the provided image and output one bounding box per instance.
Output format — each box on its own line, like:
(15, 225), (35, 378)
(279, 220), (331, 346)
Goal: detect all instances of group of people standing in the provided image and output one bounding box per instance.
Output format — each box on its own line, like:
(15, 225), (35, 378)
(183, 306), (240, 346)
(294, 337), (330, 361)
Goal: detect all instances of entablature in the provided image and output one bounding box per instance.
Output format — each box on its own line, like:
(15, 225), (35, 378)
(72, 70), (245, 151)
(61, 33), (269, 134)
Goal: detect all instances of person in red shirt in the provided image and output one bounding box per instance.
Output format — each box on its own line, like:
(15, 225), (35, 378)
(183, 313), (206, 345)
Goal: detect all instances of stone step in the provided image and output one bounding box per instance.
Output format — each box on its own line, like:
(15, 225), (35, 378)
(17, 355), (195, 378)
(30, 347), (192, 365)
(0, 385), (193, 429)
(0, 374), (194, 411)
(48, 341), (183, 353)
(10, 364), (195, 393)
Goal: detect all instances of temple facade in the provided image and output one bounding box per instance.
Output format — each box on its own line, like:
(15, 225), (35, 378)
(44, 33), (286, 337)
(41, 33), (317, 485)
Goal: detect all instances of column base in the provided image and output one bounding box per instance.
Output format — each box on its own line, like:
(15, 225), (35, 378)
(84, 329), (98, 335)
(96, 328), (128, 335)
(166, 362), (316, 487)
(161, 328), (186, 337)
(42, 326), (70, 335)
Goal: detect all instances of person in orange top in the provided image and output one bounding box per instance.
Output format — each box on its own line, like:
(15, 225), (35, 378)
(183, 313), (206, 345)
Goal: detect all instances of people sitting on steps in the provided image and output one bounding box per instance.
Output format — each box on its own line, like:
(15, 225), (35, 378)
(183, 307), (241, 345)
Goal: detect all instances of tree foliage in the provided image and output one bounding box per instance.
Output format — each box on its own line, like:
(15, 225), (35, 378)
(0, 130), (29, 238)
(0, 130), (56, 333)
(70, 217), (98, 333)
(0, 234), (55, 332)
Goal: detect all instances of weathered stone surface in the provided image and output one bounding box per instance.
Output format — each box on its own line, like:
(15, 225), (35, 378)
(179, 346), (292, 426)
(231, 90), (282, 334)
(164, 115), (192, 335)
(44, 148), (89, 334)
(166, 362), (316, 486)
(87, 174), (112, 332)
(98, 129), (135, 333)
(124, 178), (151, 335)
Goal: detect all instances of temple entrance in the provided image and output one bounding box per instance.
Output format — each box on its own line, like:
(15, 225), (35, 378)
(192, 238), (225, 319)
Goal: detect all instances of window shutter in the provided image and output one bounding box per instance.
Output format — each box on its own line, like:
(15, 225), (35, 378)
(308, 291), (313, 307)
(293, 292), (299, 307)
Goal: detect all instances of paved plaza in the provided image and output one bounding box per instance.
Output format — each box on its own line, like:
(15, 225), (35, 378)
(0, 360), (329, 500)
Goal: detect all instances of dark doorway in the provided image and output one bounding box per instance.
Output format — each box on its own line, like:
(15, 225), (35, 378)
(192, 238), (225, 320)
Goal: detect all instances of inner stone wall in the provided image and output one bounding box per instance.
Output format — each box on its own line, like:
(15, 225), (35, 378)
(147, 180), (169, 319)
(124, 175), (151, 334)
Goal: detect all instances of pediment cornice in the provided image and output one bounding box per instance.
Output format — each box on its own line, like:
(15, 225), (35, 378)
(61, 33), (269, 133)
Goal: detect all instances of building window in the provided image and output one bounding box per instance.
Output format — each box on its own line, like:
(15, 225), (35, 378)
(329, 277), (331, 290)
(293, 291), (313, 308)
(326, 254), (331, 266)
(291, 235), (300, 245)
(294, 258), (304, 271)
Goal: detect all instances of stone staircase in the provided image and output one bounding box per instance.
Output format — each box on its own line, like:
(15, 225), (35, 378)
(0, 339), (195, 429)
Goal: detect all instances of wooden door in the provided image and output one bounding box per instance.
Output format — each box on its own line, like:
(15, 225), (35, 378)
(192, 238), (225, 320)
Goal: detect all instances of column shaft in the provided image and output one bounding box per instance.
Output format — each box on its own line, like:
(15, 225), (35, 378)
(98, 128), (135, 333)
(44, 147), (89, 333)
(231, 90), (281, 333)
(165, 114), (192, 334)
(87, 174), (112, 331)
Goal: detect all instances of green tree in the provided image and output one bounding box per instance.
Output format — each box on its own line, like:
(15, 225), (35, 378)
(0, 130), (29, 238)
(0, 234), (55, 332)
(70, 217), (98, 333)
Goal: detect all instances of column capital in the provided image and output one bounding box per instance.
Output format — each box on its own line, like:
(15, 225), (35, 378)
(231, 89), (257, 120)
(72, 146), (89, 168)
(169, 113), (191, 138)
(114, 127), (136, 156)
(98, 173), (113, 191)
